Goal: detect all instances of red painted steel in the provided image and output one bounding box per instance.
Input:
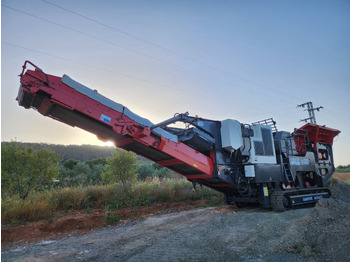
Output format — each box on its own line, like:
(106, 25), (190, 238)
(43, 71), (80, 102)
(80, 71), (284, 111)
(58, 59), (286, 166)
(293, 123), (340, 153)
(17, 62), (215, 182)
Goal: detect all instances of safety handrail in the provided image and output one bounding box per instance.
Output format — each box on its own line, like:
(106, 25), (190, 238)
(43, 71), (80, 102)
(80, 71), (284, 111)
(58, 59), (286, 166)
(20, 60), (50, 86)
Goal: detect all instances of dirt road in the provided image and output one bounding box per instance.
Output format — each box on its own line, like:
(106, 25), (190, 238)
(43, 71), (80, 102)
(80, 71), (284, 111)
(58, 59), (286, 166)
(2, 180), (350, 262)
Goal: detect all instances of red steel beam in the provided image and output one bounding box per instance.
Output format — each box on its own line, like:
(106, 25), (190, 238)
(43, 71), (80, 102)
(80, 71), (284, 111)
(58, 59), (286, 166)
(18, 65), (214, 179)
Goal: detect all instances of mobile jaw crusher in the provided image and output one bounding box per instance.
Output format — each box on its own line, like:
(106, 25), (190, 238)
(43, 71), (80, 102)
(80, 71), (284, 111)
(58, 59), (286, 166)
(17, 61), (340, 211)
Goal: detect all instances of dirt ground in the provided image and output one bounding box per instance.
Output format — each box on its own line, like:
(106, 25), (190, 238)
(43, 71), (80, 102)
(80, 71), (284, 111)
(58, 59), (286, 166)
(2, 200), (215, 246)
(2, 178), (350, 262)
(333, 172), (350, 183)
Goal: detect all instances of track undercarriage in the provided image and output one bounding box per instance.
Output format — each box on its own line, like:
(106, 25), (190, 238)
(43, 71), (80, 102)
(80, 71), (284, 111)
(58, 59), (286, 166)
(270, 187), (331, 211)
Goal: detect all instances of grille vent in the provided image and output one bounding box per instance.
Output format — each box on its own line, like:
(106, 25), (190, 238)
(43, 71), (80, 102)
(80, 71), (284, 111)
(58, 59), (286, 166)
(254, 127), (274, 156)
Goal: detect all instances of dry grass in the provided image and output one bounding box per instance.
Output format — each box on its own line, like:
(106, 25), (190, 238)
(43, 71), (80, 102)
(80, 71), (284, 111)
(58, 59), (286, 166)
(1, 193), (56, 224)
(333, 172), (350, 184)
(2, 178), (221, 224)
(4, 173), (348, 224)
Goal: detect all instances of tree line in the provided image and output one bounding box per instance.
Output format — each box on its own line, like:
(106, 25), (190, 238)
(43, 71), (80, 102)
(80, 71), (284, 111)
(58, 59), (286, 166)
(1, 142), (179, 200)
(1, 142), (115, 162)
(336, 165), (350, 173)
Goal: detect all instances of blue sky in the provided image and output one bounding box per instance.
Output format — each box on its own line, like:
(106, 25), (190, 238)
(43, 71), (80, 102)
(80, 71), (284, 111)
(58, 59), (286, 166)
(2, 0), (350, 165)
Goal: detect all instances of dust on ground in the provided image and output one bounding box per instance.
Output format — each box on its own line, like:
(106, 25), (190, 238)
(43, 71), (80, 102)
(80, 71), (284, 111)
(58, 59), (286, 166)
(2, 179), (350, 262)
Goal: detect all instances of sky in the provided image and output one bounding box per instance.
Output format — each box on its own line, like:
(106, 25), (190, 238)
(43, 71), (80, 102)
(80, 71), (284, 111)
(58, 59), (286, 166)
(1, 0), (350, 165)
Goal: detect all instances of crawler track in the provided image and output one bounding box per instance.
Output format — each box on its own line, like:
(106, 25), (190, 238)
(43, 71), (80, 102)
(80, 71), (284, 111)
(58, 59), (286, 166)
(270, 187), (331, 212)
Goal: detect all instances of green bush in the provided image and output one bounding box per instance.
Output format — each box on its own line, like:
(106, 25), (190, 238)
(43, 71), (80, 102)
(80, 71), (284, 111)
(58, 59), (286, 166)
(137, 163), (178, 180)
(1, 142), (60, 199)
(336, 165), (350, 173)
(102, 149), (138, 185)
(104, 212), (121, 224)
(58, 159), (105, 187)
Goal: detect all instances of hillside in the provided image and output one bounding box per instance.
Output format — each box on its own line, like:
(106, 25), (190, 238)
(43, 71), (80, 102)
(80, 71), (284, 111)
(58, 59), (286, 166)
(1, 142), (150, 164)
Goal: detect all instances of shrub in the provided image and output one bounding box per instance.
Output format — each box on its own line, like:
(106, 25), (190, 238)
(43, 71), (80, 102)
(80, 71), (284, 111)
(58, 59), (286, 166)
(137, 163), (178, 180)
(102, 149), (138, 185)
(1, 142), (60, 199)
(52, 187), (91, 210)
(2, 191), (55, 223)
(58, 160), (105, 187)
(336, 165), (350, 173)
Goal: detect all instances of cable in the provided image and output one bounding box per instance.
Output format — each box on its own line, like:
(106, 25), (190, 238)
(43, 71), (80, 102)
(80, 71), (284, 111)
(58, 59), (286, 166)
(252, 106), (298, 118)
(323, 109), (350, 126)
(3, 4), (300, 106)
(38, 1), (302, 104)
(2, 4), (181, 67)
(41, 0), (203, 65)
(3, 3), (226, 86)
(2, 41), (236, 105)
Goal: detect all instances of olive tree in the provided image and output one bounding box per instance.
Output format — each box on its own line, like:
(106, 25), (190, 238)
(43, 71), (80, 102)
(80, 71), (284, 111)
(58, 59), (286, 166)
(1, 142), (60, 199)
(101, 148), (138, 185)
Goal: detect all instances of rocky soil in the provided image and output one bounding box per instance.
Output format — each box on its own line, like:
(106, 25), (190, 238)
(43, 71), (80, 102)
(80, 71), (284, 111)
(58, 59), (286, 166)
(2, 179), (350, 262)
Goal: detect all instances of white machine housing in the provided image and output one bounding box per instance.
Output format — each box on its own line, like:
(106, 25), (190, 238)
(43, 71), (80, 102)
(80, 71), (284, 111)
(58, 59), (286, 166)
(221, 119), (243, 152)
(220, 120), (276, 165)
(247, 124), (276, 164)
